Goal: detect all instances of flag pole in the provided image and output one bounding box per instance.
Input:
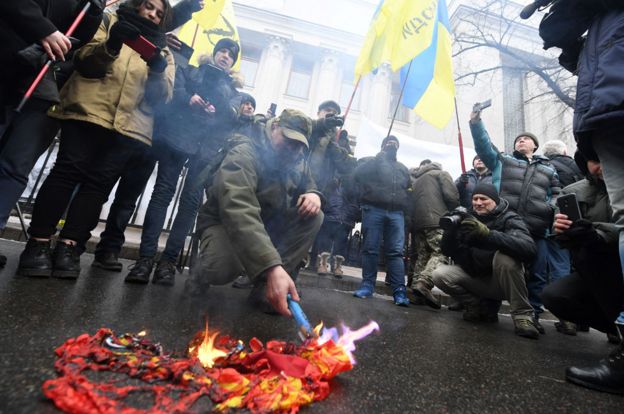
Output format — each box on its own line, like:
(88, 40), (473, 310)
(453, 97), (467, 173)
(386, 59), (413, 138)
(191, 22), (200, 48)
(336, 76), (361, 142)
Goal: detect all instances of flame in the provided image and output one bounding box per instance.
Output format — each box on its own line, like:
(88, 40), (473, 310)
(317, 321), (379, 364)
(313, 322), (324, 337)
(137, 331), (147, 337)
(189, 322), (227, 368)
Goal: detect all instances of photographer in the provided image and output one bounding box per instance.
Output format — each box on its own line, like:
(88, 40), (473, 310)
(432, 183), (539, 339)
(308, 100), (357, 273)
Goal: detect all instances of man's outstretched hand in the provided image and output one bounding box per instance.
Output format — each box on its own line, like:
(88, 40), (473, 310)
(265, 265), (299, 316)
(297, 193), (321, 218)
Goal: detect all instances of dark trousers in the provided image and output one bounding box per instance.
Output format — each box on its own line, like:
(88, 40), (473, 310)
(95, 150), (156, 255)
(541, 244), (624, 334)
(29, 120), (148, 245)
(0, 98), (59, 228)
(315, 219), (352, 258)
(139, 147), (206, 262)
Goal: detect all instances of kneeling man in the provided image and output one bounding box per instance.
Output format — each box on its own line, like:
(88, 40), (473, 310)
(190, 109), (323, 315)
(432, 183), (539, 339)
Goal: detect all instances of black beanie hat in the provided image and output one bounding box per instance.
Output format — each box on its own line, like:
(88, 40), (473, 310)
(213, 38), (240, 64)
(472, 183), (500, 204)
(239, 92), (256, 109)
(381, 135), (399, 148)
(514, 132), (539, 150)
(318, 100), (341, 114)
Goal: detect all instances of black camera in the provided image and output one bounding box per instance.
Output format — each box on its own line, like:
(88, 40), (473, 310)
(439, 207), (469, 230)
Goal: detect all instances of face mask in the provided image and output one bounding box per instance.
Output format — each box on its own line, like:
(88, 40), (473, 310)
(383, 145), (398, 158)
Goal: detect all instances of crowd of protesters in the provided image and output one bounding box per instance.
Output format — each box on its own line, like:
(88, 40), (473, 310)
(1, 0), (623, 396)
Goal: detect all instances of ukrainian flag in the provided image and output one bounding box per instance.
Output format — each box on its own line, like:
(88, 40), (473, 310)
(401, 0), (455, 129)
(355, 0), (455, 129)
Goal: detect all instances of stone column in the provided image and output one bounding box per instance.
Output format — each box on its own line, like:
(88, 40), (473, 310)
(502, 67), (526, 152)
(313, 49), (340, 111)
(364, 63), (392, 125)
(254, 36), (290, 110)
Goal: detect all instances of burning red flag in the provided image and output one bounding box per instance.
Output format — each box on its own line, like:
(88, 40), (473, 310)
(43, 321), (379, 413)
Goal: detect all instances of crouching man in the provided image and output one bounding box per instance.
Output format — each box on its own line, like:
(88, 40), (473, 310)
(188, 109), (323, 315)
(432, 183), (539, 339)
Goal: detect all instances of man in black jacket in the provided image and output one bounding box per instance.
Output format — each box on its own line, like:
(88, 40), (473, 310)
(352, 135), (411, 306)
(432, 183), (539, 339)
(0, 0), (103, 267)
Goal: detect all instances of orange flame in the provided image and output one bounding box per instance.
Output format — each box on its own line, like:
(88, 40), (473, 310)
(317, 321), (379, 364)
(188, 322), (227, 368)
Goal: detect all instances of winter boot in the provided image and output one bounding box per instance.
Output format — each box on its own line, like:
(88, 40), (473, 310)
(152, 259), (176, 286)
(92, 250), (123, 272)
(317, 252), (330, 275)
(332, 255), (344, 278)
(462, 303), (481, 323)
(513, 317), (540, 340)
(555, 319), (577, 336)
(17, 239), (53, 277)
(52, 242), (81, 279)
(566, 325), (624, 394)
(353, 283), (374, 299)
(125, 257), (154, 284)
(412, 280), (441, 309)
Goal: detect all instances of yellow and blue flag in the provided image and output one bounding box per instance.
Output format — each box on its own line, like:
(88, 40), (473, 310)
(401, 0), (455, 129)
(176, 0), (241, 70)
(355, 0), (455, 129)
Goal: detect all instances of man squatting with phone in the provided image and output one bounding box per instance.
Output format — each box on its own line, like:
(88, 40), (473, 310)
(469, 103), (561, 333)
(541, 152), (624, 346)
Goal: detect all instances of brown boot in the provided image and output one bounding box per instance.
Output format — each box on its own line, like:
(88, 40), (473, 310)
(317, 252), (330, 274)
(412, 280), (441, 309)
(332, 255), (344, 278)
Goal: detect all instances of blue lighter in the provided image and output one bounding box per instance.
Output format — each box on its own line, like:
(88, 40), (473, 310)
(287, 294), (314, 341)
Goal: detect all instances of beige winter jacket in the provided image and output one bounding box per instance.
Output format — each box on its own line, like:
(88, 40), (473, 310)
(48, 13), (175, 145)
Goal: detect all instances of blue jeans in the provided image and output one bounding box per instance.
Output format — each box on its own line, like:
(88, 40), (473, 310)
(360, 204), (406, 291)
(528, 237), (571, 314)
(139, 147), (206, 262)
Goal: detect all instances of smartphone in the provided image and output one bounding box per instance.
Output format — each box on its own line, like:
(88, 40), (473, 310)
(177, 41), (194, 60)
(557, 193), (582, 222)
(269, 103), (277, 115)
(124, 36), (159, 61)
(474, 99), (492, 112)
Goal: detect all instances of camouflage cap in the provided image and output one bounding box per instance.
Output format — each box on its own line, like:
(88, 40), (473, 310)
(274, 109), (312, 149)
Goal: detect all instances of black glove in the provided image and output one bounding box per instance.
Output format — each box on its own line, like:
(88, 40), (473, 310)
(86, 0), (105, 15)
(106, 20), (140, 54)
(459, 173), (470, 184)
(555, 219), (603, 249)
(458, 217), (490, 243)
(321, 114), (344, 129)
(147, 52), (168, 73)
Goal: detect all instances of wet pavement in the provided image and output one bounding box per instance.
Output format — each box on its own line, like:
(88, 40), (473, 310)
(0, 238), (622, 413)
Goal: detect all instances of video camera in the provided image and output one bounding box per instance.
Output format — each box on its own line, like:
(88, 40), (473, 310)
(439, 207), (470, 230)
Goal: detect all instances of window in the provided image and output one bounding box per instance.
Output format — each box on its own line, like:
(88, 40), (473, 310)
(389, 78), (411, 122)
(239, 58), (258, 87)
(286, 57), (313, 99)
(339, 81), (361, 112)
(238, 46), (261, 88)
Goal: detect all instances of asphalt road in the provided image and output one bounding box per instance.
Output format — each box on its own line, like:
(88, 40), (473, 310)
(0, 239), (622, 413)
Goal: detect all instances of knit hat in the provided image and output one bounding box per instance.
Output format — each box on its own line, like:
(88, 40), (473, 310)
(213, 38), (240, 64)
(472, 154), (481, 164)
(381, 135), (399, 148)
(239, 92), (256, 109)
(318, 100), (341, 115)
(514, 132), (539, 150)
(472, 183), (500, 204)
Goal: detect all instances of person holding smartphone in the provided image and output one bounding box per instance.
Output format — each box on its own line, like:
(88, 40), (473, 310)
(16, 0), (175, 278)
(541, 152), (624, 355)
